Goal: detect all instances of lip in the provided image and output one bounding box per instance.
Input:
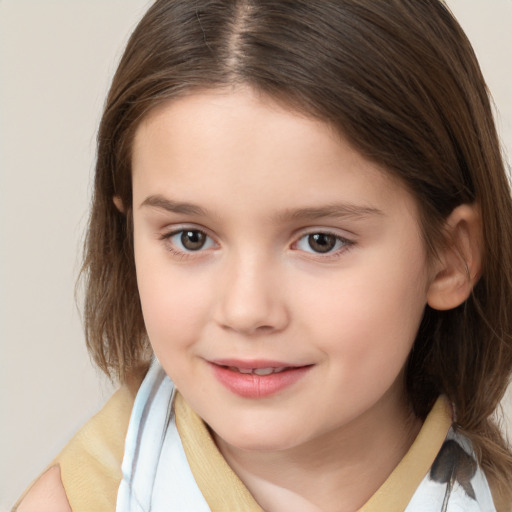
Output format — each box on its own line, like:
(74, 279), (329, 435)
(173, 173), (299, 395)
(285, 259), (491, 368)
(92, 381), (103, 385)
(209, 359), (313, 398)
(212, 358), (299, 370)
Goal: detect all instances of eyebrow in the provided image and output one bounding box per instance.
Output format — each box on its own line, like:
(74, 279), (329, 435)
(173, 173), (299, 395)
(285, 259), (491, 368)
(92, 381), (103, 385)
(140, 194), (384, 221)
(140, 195), (209, 216)
(274, 204), (384, 222)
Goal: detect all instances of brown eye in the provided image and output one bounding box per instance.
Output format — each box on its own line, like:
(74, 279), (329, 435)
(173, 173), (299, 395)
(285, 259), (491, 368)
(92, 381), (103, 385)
(307, 233), (338, 253)
(180, 230), (207, 251)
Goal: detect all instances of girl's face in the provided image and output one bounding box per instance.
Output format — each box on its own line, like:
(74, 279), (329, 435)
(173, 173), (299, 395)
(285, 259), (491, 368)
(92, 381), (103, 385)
(131, 88), (433, 453)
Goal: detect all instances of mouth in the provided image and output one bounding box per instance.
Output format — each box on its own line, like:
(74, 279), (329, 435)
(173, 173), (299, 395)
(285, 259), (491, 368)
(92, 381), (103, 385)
(209, 359), (313, 398)
(223, 365), (291, 376)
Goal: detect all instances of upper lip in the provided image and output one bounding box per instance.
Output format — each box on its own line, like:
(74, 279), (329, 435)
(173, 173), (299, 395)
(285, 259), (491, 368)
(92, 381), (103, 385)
(211, 358), (306, 370)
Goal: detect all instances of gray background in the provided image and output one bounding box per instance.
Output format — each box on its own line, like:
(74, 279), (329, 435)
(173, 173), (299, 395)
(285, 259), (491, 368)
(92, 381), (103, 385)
(1, 1), (511, 509)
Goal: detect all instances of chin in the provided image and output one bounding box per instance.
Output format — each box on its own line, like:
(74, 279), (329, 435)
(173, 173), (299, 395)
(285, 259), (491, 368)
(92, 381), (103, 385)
(212, 422), (305, 453)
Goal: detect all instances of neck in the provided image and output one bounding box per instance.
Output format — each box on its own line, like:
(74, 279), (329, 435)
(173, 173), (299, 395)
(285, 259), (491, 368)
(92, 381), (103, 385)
(214, 388), (421, 512)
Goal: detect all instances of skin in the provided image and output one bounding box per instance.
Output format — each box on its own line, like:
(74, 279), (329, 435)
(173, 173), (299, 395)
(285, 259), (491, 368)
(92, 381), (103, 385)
(18, 88), (481, 511)
(16, 466), (71, 512)
(131, 88), (436, 511)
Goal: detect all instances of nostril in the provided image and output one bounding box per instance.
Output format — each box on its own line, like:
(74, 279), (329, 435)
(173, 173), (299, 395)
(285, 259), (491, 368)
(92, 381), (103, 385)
(220, 322), (275, 335)
(255, 325), (274, 333)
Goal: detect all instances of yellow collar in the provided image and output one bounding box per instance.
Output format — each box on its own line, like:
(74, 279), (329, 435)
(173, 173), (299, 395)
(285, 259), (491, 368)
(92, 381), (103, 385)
(175, 394), (451, 512)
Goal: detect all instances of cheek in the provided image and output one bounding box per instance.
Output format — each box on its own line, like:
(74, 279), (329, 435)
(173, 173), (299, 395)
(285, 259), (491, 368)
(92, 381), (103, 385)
(134, 245), (212, 351)
(136, 267), (214, 389)
(299, 251), (428, 369)
(139, 279), (205, 341)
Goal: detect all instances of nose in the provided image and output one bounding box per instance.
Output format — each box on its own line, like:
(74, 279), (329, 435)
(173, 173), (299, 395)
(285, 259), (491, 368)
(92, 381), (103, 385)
(214, 253), (289, 335)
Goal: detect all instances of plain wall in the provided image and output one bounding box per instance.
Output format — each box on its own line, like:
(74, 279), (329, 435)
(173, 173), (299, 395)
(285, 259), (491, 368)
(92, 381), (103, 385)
(0, 1), (511, 509)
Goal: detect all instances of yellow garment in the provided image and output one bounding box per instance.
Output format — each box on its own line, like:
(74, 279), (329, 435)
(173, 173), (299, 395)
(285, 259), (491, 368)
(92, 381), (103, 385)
(359, 397), (451, 511)
(174, 392), (263, 511)
(54, 384), (135, 511)
(12, 378), (139, 512)
(176, 395), (452, 512)
(15, 389), (471, 512)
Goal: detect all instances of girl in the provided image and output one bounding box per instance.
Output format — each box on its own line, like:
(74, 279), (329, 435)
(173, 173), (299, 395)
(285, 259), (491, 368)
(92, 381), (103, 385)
(15, 0), (512, 510)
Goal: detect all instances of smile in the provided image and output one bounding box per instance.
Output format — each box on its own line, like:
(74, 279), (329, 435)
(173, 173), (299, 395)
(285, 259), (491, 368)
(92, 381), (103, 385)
(226, 366), (289, 375)
(210, 360), (312, 398)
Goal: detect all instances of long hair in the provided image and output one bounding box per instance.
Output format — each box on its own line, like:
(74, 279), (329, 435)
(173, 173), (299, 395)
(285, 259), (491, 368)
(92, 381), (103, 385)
(81, 0), (512, 499)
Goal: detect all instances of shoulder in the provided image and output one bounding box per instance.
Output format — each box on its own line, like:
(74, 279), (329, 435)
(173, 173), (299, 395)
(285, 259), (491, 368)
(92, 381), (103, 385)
(15, 465), (71, 512)
(14, 369), (147, 512)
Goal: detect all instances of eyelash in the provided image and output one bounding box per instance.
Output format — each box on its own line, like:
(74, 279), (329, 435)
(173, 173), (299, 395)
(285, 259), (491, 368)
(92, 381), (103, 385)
(159, 227), (354, 260)
(292, 231), (354, 258)
(160, 228), (216, 259)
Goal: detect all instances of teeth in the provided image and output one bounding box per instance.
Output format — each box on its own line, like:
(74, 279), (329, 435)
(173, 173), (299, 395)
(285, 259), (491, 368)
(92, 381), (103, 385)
(253, 368), (275, 376)
(228, 366), (289, 375)
(234, 367), (253, 374)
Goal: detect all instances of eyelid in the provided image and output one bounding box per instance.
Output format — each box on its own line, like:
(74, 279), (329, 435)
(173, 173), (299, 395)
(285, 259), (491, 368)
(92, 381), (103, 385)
(159, 222), (214, 238)
(159, 224), (218, 256)
(292, 225), (356, 241)
(291, 228), (355, 256)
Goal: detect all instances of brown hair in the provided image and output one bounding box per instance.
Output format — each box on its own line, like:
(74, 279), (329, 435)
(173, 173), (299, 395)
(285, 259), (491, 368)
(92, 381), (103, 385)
(82, 0), (512, 499)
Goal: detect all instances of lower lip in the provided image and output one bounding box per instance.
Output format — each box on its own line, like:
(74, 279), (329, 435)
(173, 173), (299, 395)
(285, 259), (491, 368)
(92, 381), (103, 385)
(210, 364), (312, 398)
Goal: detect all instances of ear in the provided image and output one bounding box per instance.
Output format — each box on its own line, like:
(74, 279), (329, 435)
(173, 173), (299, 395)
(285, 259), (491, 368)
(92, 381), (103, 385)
(427, 204), (482, 311)
(113, 195), (125, 213)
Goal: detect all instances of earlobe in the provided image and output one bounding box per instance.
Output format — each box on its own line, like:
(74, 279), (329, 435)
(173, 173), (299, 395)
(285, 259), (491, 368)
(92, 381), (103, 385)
(113, 195), (125, 213)
(427, 204), (482, 311)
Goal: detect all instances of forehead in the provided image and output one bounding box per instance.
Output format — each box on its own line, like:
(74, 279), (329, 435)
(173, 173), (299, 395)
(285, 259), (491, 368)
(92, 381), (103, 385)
(131, 88), (417, 223)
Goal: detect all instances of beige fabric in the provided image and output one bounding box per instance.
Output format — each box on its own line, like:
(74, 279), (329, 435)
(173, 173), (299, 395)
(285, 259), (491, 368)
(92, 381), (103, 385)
(54, 384), (135, 511)
(176, 395), (452, 512)
(175, 392), (264, 511)
(15, 386), (460, 512)
(12, 378), (139, 512)
(359, 397), (452, 511)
